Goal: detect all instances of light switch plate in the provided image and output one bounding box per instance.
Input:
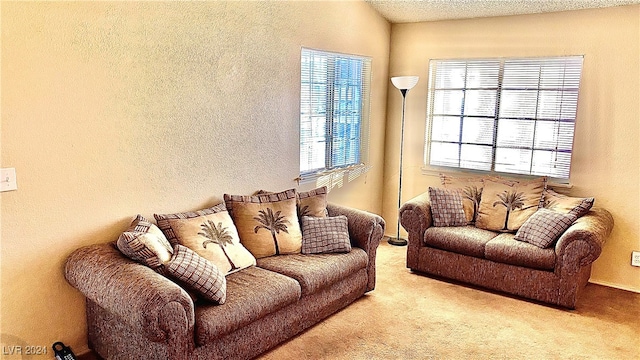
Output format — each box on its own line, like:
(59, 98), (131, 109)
(1, 168), (18, 192)
(632, 251), (640, 267)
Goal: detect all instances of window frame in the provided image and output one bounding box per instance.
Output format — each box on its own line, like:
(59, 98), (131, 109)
(423, 55), (584, 183)
(299, 47), (372, 181)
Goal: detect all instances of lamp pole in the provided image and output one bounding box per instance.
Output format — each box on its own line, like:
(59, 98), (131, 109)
(388, 76), (419, 246)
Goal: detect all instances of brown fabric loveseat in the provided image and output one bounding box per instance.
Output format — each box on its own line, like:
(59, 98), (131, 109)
(400, 191), (614, 309)
(65, 203), (384, 360)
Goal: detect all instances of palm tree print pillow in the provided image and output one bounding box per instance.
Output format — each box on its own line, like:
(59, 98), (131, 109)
(155, 204), (256, 275)
(475, 177), (546, 232)
(224, 189), (302, 258)
(440, 174), (484, 225)
(542, 189), (594, 218)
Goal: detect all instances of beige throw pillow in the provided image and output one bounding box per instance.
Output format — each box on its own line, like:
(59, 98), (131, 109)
(155, 204), (256, 275)
(224, 189), (302, 258)
(440, 174), (484, 224)
(542, 189), (594, 218)
(475, 177), (546, 232)
(297, 186), (328, 218)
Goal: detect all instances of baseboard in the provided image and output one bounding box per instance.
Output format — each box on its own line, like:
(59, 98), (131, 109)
(589, 280), (640, 294)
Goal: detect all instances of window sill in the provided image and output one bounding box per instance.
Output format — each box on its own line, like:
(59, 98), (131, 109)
(420, 166), (573, 189)
(297, 164), (372, 191)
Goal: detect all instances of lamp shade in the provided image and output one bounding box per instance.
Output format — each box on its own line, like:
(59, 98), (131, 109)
(391, 76), (419, 90)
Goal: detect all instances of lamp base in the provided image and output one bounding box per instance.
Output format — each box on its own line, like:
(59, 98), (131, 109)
(387, 236), (408, 246)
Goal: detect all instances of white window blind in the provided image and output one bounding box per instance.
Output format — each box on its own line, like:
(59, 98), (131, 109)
(426, 56), (583, 180)
(300, 48), (372, 176)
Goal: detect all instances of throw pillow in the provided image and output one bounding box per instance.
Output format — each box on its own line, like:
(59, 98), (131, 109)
(256, 186), (328, 218)
(514, 208), (577, 248)
(116, 215), (174, 275)
(428, 187), (467, 227)
(475, 177), (546, 232)
(301, 215), (351, 254)
(224, 189), (302, 258)
(542, 189), (594, 218)
(154, 204), (256, 275)
(440, 174), (484, 224)
(166, 244), (227, 304)
(297, 186), (328, 218)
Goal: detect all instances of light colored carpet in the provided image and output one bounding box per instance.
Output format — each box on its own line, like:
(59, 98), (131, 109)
(260, 241), (640, 360)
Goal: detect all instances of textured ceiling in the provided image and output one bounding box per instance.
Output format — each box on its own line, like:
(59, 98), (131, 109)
(365, 0), (640, 23)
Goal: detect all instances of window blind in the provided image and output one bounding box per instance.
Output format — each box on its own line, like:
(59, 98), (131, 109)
(300, 48), (372, 176)
(426, 56), (583, 180)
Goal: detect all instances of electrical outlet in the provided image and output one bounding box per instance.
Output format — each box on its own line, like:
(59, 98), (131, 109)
(0, 168), (17, 192)
(632, 252), (640, 267)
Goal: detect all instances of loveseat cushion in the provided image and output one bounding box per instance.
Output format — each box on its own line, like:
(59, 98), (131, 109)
(256, 248), (368, 296)
(194, 266), (301, 345)
(424, 226), (497, 258)
(485, 233), (556, 271)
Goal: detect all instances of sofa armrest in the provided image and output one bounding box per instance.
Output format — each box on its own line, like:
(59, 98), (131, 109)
(555, 207), (614, 274)
(399, 192), (433, 243)
(327, 203), (385, 291)
(65, 243), (195, 345)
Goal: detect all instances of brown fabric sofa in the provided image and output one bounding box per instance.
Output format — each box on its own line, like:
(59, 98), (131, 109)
(400, 192), (614, 309)
(65, 203), (384, 360)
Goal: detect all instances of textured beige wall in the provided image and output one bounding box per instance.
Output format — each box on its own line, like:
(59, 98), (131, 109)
(0, 1), (389, 353)
(384, 5), (640, 292)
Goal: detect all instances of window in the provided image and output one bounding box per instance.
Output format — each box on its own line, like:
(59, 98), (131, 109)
(425, 56), (583, 180)
(300, 48), (372, 178)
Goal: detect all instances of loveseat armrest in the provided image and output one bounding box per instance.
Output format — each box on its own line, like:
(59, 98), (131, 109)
(327, 203), (385, 291)
(399, 192), (433, 242)
(65, 243), (195, 347)
(555, 207), (614, 275)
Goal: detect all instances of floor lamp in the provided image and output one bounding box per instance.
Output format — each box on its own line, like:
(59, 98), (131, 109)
(388, 76), (419, 246)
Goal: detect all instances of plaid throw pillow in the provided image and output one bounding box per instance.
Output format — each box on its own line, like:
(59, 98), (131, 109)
(301, 215), (351, 254)
(428, 187), (467, 227)
(116, 215), (174, 275)
(166, 245), (227, 304)
(514, 208), (577, 248)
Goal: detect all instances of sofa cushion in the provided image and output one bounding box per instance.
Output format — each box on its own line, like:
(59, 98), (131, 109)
(475, 177), (546, 233)
(301, 215), (351, 254)
(166, 245), (226, 304)
(194, 266), (301, 345)
(428, 187), (467, 227)
(423, 226), (497, 258)
(224, 189), (302, 258)
(485, 233), (556, 271)
(154, 204), (256, 275)
(440, 174), (485, 224)
(256, 248), (368, 296)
